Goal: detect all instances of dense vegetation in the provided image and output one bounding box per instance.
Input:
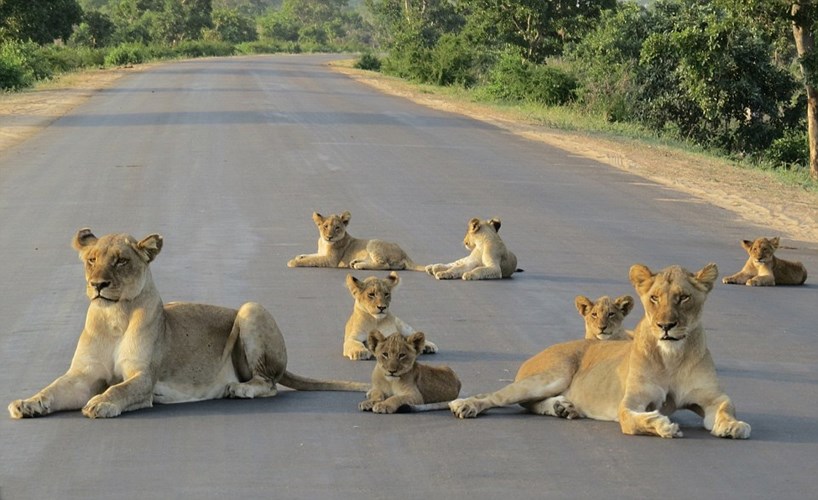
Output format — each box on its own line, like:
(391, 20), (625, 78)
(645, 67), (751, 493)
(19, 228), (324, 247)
(1, 0), (816, 180)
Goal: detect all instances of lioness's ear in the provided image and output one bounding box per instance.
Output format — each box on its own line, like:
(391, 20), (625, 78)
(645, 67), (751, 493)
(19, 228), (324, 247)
(72, 228), (97, 252)
(408, 331), (425, 353)
(694, 263), (719, 292)
(137, 234), (163, 263)
(489, 218), (501, 232)
(386, 271), (400, 289)
(340, 211), (351, 226)
(468, 218), (481, 233)
(312, 212), (324, 225)
(741, 240), (753, 252)
(368, 330), (385, 353)
(770, 236), (780, 249)
(346, 274), (363, 294)
(574, 296), (593, 316)
(629, 264), (654, 295)
(615, 295), (635, 316)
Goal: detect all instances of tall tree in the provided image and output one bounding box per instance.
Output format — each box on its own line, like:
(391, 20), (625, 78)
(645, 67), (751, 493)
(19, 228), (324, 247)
(791, 2), (818, 180)
(0, 0), (83, 43)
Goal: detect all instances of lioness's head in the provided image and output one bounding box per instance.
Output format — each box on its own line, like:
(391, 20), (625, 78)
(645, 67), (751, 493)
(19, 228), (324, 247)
(313, 211), (350, 243)
(72, 228), (163, 303)
(741, 237), (779, 266)
(575, 294), (634, 340)
(346, 271), (399, 320)
(368, 330), (424, 380)
(629, 263), (718, 346)
(464, 217), (501, 250)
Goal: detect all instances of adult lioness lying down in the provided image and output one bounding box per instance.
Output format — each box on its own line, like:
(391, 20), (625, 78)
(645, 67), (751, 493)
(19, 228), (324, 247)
(449, 263), (751, 439)
(8, 229), (368, 419)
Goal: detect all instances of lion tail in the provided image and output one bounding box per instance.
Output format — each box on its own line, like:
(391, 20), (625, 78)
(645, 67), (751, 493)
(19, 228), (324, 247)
(279, 370), (370, 392)
(404, 258), (428, 272)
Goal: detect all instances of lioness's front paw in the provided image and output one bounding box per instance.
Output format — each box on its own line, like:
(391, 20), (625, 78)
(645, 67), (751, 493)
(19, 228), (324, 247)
(372, 401), (398, 414)
(722, 277), (736, 284)
(8, 398), (49, 419)
(344, 348), (372, 361)
(435, 271), (455, 280)
(553, 399), (580, 420)
(287, 256), (304, 267)
(422, 340), (438, 354)
(449, 398), (480, 419)
(359, 399), (377, 411)
(713, 420), (751, 439)
(657, 420), (683, 438)
(82, 397), (121, 419)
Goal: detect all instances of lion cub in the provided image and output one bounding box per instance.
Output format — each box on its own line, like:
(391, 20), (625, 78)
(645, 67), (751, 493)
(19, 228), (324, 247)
(722, 237), (807, 286)
(575, 295), (634, 340)
(359, 331), (461, 414)
(288, 211), (426, 271)
(344, 272), (438, 360)
(426, 217), (519, 280)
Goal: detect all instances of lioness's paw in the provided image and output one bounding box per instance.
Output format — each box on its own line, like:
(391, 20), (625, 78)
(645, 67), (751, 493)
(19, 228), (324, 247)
(722, 277), (737, 284)
(422, 340), (438, 354)
(657, 420), (683, 439)
(435, 271), (455, 280)
(713, 420), (751, 439)
(359, 400), (377, 411)
(553, 399), (581, 420)
(82, 398), (121, 419)
(449, 398), (480, 419)
(8, 398), (49, 419)
(344, 348), (373, 361)
(372, 401), (398, 414)
(462, 271), (477, 280)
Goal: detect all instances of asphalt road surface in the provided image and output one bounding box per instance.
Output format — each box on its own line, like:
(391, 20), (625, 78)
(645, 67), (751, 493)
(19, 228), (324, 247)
(1, 55), (816, 500)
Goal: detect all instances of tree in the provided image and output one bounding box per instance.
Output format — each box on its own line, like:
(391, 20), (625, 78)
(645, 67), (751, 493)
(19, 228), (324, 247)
(0, 0), (83, 44)
(70, 10), (116, 47)
(205, 7), (257, 43)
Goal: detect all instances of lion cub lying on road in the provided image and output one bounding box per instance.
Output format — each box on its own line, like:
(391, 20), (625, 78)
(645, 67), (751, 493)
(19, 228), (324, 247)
(449, 263), (751, 439)
(344, 272), (437, 360)
(722, 237), (807, 286)
(359, 331), (461, 414)
(426, 217), (519, 280)
(575, 294), (634, 340)
(9, 229), (368, 419)
(288, 211), (425, 271)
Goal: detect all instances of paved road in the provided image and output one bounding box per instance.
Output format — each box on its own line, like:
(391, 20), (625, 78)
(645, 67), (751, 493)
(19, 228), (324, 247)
(1, 55), (816, 499)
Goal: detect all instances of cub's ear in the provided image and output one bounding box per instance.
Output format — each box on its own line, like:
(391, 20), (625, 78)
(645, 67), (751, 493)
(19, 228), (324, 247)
(312, 212), (324, 225)
(629, 264), (655, 295)
(367, 330), (386, 353)
(386, 271), (400, 289)
(574, 295), (593, 317)
(468, 218), (481, 233)
(340, 211), (352, 226)
(346, 274), (363, 294)
(615, 295), (635, 316)
(770, 236), (780, 249)
(407, 331), (426, 354)
(694, 262), (719, 292)
(489, 218), (501, 232)
(137, 234), (163, 263)
(72, 228), (97, 252)
(740, 239), (753, 251)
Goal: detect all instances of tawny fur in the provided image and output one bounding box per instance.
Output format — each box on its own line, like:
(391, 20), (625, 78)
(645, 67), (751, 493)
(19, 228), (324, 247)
(288, 211), (425, 271)
(426, 217), (519, 280)
(8, 229), (368, 420)
(722, 237), (807, 286)
(449, 263), (751, 440)
(359, 331), (461, 414)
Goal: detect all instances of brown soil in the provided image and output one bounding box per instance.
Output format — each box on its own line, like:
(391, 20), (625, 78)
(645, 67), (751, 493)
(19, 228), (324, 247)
(1, 62), (815, 244)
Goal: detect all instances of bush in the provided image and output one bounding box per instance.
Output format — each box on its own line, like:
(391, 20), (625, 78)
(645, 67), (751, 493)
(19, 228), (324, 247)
(40, 45), (106, 72)
(429, 33), (477, 86)
(0, 40), (53, 90)
(234, 40), (300, 54)
(174, 40), (235, 58)
(479, 50), (577, 105)
(767, 129), (809, 169)
(104, 43), (150, 67)
(354, 53), (381, 71)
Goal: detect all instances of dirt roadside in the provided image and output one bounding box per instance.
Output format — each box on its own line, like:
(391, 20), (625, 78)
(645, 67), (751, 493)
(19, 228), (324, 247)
(2, 62), (816, 244)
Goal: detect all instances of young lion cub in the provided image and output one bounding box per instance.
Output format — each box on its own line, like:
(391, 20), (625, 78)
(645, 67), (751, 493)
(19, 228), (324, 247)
(359, 331), (461, 414)
(287, 211), (426, 271)
(575, 294), (634, 340)
(344, 272), (438, 360)
(426, 217), (519, 280)
(722, 237), (807, 286)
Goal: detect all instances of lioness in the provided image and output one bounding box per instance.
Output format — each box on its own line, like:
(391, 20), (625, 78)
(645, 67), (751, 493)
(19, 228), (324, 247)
(449, 263), (751, 439)
(359, 330), (461, 414)
(8, 229), (369, 419)
(575, 294), (634, 340)
(426, 217), (519, 280)
(287, 211), (425, 271)
(343, 272), (437, 360)
(722, 237), (807, 286)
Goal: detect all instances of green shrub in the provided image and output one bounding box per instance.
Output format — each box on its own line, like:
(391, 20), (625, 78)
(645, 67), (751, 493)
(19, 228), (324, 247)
(234, 40), (299, 54)
(175, 40), (235, 58)
(429, 33), (477, 86)
(104, 43), (150, 67)
(767, 129), (809, 169)
(354, 53), (381, 71)
(479, 51), (577, 105)
(40, 45), (106, 72)
(0, 40), (53, 90)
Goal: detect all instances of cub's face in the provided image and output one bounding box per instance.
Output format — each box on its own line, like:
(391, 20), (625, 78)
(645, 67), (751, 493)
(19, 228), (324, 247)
(313, 211), (350, 243)
(575, 295), (634, 340)
(742, 237), (779, 265)
(463, 217), (501, 250)
(72, 229), (163, 303)
(629, 263), (717, 346)
(368, 331), (424, 380)
(346, 272), (399, 320)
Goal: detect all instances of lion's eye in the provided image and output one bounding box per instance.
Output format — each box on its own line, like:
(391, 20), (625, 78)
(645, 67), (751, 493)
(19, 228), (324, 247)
(116, 258), (129, 267)
(87, 257), (96, 265)
(384, 293), (390, 299)
(398, 353), (406, 359)
(381, 352), (389, 359)
(368, 293), (376, 299)
(649, 295), (659, 304)
(679, 294), (690, 304)
(590, 313), (597, 318)
(608, 312), (616, 318)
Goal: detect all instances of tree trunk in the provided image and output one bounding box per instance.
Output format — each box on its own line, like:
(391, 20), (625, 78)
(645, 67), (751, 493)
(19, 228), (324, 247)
(792, 2), (818, 181)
